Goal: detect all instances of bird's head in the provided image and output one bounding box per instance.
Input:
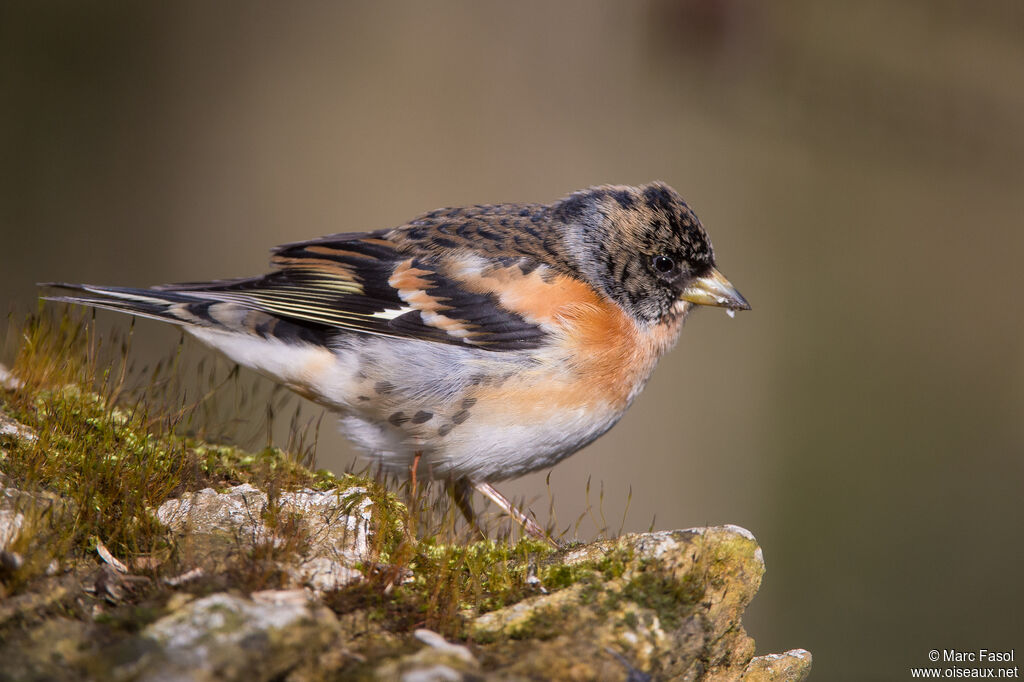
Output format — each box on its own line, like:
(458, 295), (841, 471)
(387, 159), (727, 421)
(554, 181), (750, 324)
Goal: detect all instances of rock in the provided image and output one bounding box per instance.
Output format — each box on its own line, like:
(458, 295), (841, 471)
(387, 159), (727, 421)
(0, 615), (97, 681)
(0, 473), (66, 551)
(470, 526), (782, 681)
(412, 629), (477, 666)
(0, 410), (46, 553)
(0, 363), (23, 391)
(374, 629), (482, 681)
(743, 649), (813, 682)
(109, 591), (341, 682)
(0, 410), (35, 444)
(0, 395), (809, 681)
(0, 504), (25, 551)
(155, 482), (374, 592)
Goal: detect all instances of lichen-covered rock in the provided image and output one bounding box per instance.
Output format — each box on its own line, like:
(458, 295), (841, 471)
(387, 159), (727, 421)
(743, 649), (813, 682)
(156, 483), (373, 592)
(374, 629), (482, 681)
(0, 479), (28, 551)
(0, 612), (97, 681)
(1, 392), (809, 682)
(107, 590), (340, 682)
(0, 410), (35, 444)
(468, 526), (792, 681)
(0, 408), (40, 552)
(0, 363), (23, 392)
(0, 471), (67, 576)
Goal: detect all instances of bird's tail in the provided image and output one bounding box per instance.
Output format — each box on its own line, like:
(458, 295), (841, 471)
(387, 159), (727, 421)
(39, 283), (331, 345)
(41, 283), (222, 326)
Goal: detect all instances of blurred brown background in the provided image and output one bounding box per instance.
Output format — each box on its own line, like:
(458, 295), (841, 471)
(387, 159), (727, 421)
(2, 1), (1022, 679)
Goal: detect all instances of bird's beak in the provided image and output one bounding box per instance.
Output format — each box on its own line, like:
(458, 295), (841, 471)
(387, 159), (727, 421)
(679, 268), (751, 310)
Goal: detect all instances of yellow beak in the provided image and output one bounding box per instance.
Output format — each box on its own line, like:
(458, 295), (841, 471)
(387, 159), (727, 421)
(679, 268), (751, 310)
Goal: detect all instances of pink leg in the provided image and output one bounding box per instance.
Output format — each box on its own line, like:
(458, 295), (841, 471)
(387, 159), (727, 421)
(473, 481), (559, 548)
(410, 450), (422, 496)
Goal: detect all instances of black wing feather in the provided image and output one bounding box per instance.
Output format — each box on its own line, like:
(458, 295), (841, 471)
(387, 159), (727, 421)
(158, 232), (548, 351)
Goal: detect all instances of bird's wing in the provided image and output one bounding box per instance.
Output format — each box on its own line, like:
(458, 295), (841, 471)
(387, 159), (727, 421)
(150, 231), (554, 351)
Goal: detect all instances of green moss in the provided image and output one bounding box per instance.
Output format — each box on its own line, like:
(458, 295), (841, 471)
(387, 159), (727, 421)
(595, 546), (633, 580)
(621, 563), (705, 630)
(705, 532), (761, 580)
(535, 544), (632, 596)
(1, 384), (185, 586)
(92, 604), (166, 633)
(540, 563), (590, 591)
(599, 588), (624, 615)
(575, 577), (604, 607)
(506, 603), (570, 641)
(364, 534), (558, 638)
(0, 314), (405, 595)
(0, 311), (650, 652)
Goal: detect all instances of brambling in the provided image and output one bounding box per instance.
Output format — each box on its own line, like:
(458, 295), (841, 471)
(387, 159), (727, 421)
(44, 182), (749, 542)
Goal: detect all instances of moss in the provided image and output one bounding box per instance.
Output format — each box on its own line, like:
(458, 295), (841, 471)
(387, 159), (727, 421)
(705, 532), (762, 581)
(506, 603), (571, 641)
(92, 603), (166, 633)
(621, 564), (705, 630)
(577, 577), (606, 608)
(5, 311), (707, 666)
(0, 315), (402, 598)
(591, 546), (630, 579)
(540, 563), (578, 590)
(1, 385), (185, 589)
(356, 534), (558, 639)
(599, 588), (624, 615)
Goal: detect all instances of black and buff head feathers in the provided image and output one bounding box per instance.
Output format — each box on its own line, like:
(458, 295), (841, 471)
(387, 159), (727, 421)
(553, 182), (722, 323)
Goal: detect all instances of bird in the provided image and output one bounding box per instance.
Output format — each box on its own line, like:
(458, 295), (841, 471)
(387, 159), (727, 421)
(42, 182), (749, 544)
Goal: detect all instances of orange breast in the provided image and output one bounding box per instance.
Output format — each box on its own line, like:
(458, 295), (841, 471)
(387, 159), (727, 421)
(463, 264), (683, 410)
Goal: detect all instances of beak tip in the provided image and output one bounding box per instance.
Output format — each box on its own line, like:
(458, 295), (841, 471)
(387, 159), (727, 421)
(679, 268), (751, 312)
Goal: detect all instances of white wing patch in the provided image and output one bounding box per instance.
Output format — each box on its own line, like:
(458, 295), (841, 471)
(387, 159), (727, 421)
(368, 306), (416, 321)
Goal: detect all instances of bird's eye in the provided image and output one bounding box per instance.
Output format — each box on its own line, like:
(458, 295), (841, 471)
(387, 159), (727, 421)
(652, 255), (675, 274)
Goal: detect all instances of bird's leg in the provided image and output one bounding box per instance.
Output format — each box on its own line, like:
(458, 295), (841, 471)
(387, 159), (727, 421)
(472, 481), (559, 549)
(450, 477), (485, 540)
(410, 450), (422, 498)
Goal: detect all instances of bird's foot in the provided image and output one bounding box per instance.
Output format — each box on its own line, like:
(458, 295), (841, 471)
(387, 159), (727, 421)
(471, 481), (561, 549)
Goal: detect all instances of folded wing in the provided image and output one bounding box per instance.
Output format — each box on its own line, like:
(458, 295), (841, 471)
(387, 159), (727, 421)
(46, 232), (549, 352)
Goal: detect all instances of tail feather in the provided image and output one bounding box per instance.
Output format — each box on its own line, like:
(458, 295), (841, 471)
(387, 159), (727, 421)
(40, 283), (332, 346)
(41, 284), (206, 325)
